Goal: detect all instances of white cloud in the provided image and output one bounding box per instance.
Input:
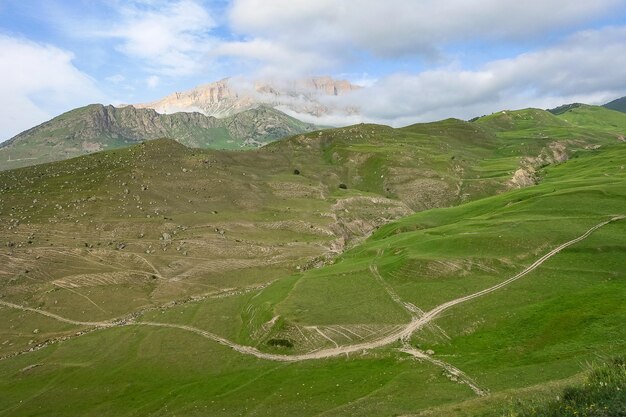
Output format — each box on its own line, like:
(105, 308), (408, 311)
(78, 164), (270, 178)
(100, 0), (217, 76)
(226, 0), (623, 73)
(213, 38), (336, 77)
(290, 26), (626, 127)
(0, 35), (104, 141)
(339, 73), (378, 88)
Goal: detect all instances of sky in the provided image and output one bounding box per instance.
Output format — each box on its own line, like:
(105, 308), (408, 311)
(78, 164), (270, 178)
(1, 0), (626, 140)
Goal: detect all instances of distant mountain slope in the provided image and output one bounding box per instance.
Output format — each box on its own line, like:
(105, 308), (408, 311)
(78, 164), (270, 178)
(603, 96), (626, 113)
(133, 76), (360, 118)
(479, 106), (626, 140)
(0, 104), (319, 171)
(546, 102), (584, 115)
(476, 108), (570, 131)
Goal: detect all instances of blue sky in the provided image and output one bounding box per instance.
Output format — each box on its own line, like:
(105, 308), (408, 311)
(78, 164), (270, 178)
(1, 0), (626, 140)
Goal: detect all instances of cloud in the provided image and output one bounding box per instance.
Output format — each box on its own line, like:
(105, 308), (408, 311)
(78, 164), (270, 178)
(294, 26), (626, 127)
(101, 0), (217, 76)
(225, 0), (623, 73)
(0, 35), (104, 141)
(212, 38), (336, 77)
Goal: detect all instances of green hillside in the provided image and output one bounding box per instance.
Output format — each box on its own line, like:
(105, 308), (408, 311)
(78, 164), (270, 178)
(550, 101), (626, 139)
(0, 104), (319, 171)
(0, 110), (624, 416)
(552, 104), (626, 137)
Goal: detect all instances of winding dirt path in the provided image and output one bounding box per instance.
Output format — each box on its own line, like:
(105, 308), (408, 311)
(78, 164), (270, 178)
(52, 283), (108, 314)
(0, 299), (114, 328)
(399, 345), (487, 396)
(1, 216), (622, 364)
(370, 264), (421, 316)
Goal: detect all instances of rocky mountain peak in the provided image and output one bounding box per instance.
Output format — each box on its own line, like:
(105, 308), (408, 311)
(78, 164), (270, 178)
(132, 76), (361, 118)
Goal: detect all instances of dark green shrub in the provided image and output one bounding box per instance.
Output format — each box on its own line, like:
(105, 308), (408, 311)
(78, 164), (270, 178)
(267, 338), (294, 348)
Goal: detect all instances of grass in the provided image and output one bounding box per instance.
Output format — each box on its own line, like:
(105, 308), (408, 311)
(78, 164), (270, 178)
(276, 266), (411, 325)
(554, 104), (626, 135)
(0, 326), (475, 417)
(0, 108), (625, 415)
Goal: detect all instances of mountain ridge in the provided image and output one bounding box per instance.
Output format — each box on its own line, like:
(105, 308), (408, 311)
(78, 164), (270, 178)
(132, 76), (361, 118)
(0, 103), (320, 171)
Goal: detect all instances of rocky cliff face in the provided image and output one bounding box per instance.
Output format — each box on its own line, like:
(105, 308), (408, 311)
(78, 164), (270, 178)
(80, 105), (225, 140)
(0, 104), (319, 171)
(133, 76), (361, 118)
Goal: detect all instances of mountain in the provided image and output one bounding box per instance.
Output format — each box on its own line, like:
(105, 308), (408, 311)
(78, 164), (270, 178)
(0, 104), (319, 171)
(603, 95), (626, 113)
(1, 106), (625, 416)
(133, 76), (361, 118)
(547, 102), (585, 115)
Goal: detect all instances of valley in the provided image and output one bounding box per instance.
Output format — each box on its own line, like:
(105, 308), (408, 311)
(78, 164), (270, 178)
(0, 104), (624, 416)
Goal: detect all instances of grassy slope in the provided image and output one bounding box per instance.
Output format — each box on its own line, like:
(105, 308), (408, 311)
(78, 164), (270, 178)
(397, 144), (626, 391)
(553, 104), (626, 136)
(0, 110), (625, 416)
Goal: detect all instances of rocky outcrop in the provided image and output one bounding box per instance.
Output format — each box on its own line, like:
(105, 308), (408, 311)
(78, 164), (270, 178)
(509, 142), (570, 188)
(510, 167), (537, 188)
(133, 76), (361, 118)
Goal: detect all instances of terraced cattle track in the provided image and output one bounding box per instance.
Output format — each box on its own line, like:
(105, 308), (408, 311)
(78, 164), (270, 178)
(1, 216), (622, 365)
